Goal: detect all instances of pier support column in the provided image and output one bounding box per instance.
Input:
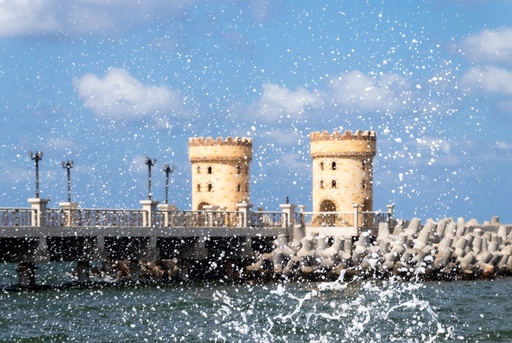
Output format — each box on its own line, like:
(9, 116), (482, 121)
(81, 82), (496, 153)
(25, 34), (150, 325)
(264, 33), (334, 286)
(178, 259), (189, 280)
(129, 260), (141, 283)
(76, 261), (90, 283)
(16, 262), (37, 288)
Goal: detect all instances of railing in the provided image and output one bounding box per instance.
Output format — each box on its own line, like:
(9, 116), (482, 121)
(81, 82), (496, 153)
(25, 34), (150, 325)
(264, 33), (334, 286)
(361, 211), (391, 228)
(302, 211), (354, 227)
(46, 208), (64, 227)
(61, 209), (145, 227)
(162, 210), (242, 228)
(300, 211), (392, 228)
(250, 211), (286, 228)
(0, 208), (32, 227)
(0, 205), (393, 230)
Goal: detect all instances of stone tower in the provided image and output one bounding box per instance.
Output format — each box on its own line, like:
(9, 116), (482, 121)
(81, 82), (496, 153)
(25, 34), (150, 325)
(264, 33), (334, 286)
(310, 130), (376, 225)
(189, 136), (252, 211)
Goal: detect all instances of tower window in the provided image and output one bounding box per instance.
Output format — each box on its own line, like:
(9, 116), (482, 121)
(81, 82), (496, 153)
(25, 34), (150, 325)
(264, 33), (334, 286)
(207, 166), (212, 174)
(237, 183), (241, 192)
(320, 180), (324, 189)
(197, 184), (201, 192)
(331, 162), (336, 170)
(197, 166), (201, 174)
(320, 162), (324, 171)
(362, 180), (366, 189)
(362, 160), (366, 170)
(332, 180), (337, 189)
(207, 183), (213, 192)
(236, 165), (241, 174)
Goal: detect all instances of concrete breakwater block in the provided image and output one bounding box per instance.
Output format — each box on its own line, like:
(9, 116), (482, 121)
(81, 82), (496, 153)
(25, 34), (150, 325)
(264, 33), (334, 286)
(245, 216), (512, 281)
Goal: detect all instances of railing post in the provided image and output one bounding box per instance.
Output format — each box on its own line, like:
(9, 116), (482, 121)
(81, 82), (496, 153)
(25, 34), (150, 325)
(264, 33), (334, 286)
(297, 205), (306, 226)
(387, 204), (395, 227)
(352, 204), (359, 230)
(279, 202), (296, 228)
(157, 203), (177, 227)
(140, 200), (159, 227)
(59, 202), (79, 226)
(236, 202), (252, 227)
(28, 198), (50, 227)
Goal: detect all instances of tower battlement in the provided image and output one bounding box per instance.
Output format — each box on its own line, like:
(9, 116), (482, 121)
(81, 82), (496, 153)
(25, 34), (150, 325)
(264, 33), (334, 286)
(189, 136), (253, 163)
(189, 136), (252, 147)
(310, 130), (376, 158)
(310, 130), (376, 142)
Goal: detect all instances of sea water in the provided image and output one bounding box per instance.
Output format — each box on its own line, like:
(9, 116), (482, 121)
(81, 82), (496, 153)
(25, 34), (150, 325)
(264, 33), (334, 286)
(0, 263), (511, 342)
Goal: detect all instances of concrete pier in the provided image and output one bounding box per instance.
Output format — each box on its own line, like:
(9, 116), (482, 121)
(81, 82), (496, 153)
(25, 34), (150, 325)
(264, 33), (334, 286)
(0, 198), (393, 287)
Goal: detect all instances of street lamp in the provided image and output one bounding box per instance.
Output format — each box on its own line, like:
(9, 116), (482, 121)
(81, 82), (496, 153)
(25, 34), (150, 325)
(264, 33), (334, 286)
(145, 156), (157, 200)
(163, 163), (175, 204)
(29, 150), (43, 198)
(61, 160), (74, 203)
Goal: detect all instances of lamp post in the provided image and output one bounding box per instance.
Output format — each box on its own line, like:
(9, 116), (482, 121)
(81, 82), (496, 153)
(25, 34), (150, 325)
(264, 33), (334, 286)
(163, 163), (175, 204)
(29, 151), (43, 198)
(145, 156), (157, 200)
(61, 160), (74, 203)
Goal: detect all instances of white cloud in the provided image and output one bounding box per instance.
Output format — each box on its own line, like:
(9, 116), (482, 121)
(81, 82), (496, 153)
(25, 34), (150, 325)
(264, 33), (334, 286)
(460, 66), (512, 95)
(73, 68), (180, 120)
(0, 0), (196, 36)
(328, 71), (412, 112)
(497, 141), (512, 150)
(460, 27), (512, 64)
(0, 0), (58, 36)
(251, 83), (320, 121)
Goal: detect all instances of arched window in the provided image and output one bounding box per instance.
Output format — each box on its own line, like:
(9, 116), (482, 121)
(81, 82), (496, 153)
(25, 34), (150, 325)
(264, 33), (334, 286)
(332, 161), (336, 170)
(236, 165), (241, 174)
(320, 162), (324, 171)
(197, 184), (201, 192)
(237, 183), (241, 192)
(319, 180), (324, 189)
(207, 166), (212, 174)
(332, 180), (337, 189)
(207, 183), (213, 192)
(197, 166), (201, 174)
(362, 180), (366, 189)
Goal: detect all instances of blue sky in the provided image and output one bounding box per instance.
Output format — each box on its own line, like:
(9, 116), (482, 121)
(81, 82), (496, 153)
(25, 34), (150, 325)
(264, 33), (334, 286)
(1, 0), (512, 223)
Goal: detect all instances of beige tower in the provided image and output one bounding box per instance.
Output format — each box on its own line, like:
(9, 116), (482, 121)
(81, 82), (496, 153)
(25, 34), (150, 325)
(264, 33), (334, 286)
(310, 130), (377, 226)
(189, 136), (252, 211)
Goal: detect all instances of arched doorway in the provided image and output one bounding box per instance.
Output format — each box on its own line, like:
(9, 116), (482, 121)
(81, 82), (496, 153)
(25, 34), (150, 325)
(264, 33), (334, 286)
(318, 199), (336, 227)
(197, 202), (210, 210)
(320, 199), (336, 212)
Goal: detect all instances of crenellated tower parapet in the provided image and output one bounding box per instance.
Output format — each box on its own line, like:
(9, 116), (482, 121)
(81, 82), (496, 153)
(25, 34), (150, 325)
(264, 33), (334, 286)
(310, 130), (376, 157)
(189, 136), (252, 211)
(310, 130), (377, 227)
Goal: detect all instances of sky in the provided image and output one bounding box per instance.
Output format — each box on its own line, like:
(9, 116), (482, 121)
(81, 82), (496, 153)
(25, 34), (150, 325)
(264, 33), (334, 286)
(1, 0), (512, 224)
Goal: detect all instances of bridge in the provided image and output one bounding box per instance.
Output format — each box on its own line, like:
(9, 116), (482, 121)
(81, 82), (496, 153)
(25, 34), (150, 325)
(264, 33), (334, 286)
(0, 198), (394, 288)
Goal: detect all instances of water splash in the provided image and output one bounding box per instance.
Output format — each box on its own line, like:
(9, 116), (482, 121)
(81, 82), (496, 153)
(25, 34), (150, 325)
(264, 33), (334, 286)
(211, 274), (454, 342)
